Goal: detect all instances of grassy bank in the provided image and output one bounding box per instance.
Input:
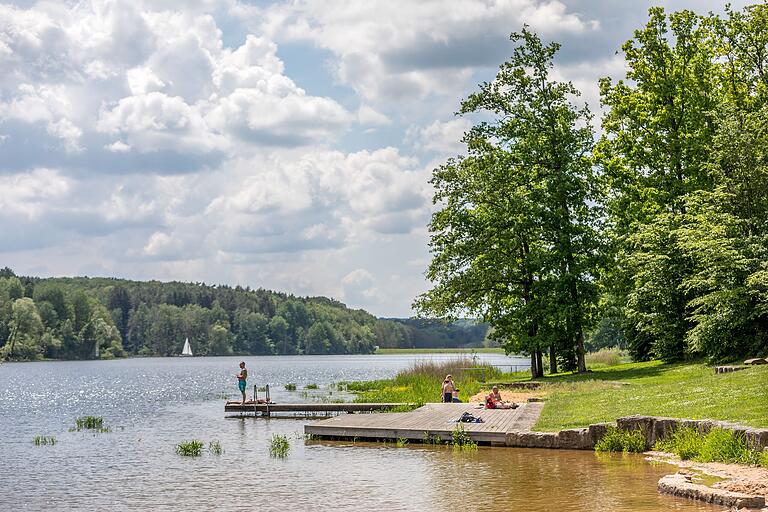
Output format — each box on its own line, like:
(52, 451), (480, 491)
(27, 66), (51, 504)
(345, 357), (767, 432)
(533, 362), (768, 431)
(342, 358), (507, 406)
(374, 347), (504, 354)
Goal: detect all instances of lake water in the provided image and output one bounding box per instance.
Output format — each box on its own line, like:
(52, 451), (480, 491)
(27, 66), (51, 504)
(0, 354), (719, 511)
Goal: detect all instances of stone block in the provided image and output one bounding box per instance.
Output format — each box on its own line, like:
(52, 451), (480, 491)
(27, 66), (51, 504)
(658, 473), (764, 509)
(555, 428), (592, 450)
(506, 431), (557, 448)
(744, 428), (768, 451)
(588, 423), (611, 446)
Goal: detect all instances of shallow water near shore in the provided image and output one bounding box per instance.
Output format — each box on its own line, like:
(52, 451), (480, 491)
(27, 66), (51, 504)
(0, 355), (719, 511)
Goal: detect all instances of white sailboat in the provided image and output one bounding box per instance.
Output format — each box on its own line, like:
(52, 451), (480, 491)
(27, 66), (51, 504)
(181, 337), (193, 357)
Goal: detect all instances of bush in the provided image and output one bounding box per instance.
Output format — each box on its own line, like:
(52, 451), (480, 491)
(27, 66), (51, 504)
(451, 425), (477, 451)
(655, 427), (767, 466)
(176, 440), (204, 456)
(595, 427), (646, 453)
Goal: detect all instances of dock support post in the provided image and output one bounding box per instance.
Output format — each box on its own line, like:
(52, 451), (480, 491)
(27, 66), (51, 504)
(265, 384), (271, 417)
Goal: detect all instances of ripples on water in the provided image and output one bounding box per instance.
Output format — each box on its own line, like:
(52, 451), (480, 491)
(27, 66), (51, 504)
(0, 355), (718, 511)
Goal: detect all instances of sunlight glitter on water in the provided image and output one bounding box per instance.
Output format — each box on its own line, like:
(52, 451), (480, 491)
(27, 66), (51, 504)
(0, 355), (719, 511)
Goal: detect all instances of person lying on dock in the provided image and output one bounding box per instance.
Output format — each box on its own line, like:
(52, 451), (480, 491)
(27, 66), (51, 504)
(485, 386), (515, 409)
(236, 361), (248, 405)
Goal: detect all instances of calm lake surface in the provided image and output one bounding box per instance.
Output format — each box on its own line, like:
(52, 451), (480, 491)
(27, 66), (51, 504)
(0, 354), (719, 511)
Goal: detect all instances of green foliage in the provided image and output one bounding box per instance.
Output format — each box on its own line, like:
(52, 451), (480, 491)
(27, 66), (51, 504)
(269, 434), (290, 458)
(349, 358), (505, 406)
(656, 427), (766, 466)
(451, 425), (477, 450)
(175, 440), (204, 457)
(32, 436), (56, 446)
(304, 383), (318, 390)
(0, 272), (479, 361)
(585, 348), (627, 367)
(594, 427), (646, 453)
(72, 416), (110, 432)
(284, 383), (297, 391)
(396, 437), (408, 447)
(415, 27), (602, 376)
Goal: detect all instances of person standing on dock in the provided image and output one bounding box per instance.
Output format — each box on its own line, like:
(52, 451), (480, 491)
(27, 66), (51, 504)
(442, 374), (456, 403)
(236, 361), (248, 404)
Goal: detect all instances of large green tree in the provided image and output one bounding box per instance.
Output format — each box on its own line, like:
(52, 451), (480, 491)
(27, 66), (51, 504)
(415, 28), (601, 375)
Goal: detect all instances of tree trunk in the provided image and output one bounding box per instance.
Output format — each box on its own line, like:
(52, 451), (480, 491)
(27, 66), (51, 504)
(535, 349), (544, 378)
(549, 344), (558, 374)
(530, 351), (538, 380)
(576, 331), (587, 373)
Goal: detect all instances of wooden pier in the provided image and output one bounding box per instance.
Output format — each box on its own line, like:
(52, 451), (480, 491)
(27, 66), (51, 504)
(304, 402), (544, 445)
(224, 401), (409, 416)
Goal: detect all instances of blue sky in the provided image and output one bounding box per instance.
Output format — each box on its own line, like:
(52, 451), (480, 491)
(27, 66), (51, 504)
(0, 0), (749, 316)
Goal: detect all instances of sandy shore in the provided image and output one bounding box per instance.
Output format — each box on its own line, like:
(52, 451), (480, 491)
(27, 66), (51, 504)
(470, 388), (547, 404)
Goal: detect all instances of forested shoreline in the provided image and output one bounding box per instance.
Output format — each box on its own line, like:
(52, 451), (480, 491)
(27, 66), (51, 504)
(0, 269), (488, 361)
(417, 6), (768, 373)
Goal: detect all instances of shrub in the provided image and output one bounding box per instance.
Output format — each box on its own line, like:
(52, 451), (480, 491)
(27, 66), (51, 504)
(451, 425), (477, 451)
(176, 440), (204, 456)
(269, 434), (290, 458)
(595, 427), (646, 453)
(655, 427), (767, 466)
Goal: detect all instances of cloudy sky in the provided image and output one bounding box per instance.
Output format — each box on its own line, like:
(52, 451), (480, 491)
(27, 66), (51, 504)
(0, 0), (749, 317)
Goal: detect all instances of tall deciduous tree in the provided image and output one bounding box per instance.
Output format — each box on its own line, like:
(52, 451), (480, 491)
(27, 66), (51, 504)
(596, 7), (719, 361)
(415, 28), (601, 375)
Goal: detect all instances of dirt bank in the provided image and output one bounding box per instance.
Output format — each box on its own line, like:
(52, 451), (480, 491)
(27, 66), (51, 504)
(470, 388), (547, 404)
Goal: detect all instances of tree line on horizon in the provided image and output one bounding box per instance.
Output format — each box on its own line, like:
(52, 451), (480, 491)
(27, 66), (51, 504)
(416, 5), (768, 374)
(0, 268), (488, 361)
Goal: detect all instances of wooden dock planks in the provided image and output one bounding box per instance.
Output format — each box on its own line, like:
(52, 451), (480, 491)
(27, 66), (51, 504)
(304, 402), (544, 444)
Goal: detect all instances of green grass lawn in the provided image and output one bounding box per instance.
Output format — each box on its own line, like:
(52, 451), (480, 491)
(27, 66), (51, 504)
(533, 361), (768, 431)
(374, 347), (504, 354)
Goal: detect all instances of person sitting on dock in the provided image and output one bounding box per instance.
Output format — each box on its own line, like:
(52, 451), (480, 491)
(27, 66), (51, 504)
(236, 361), (248, 405)
(485, 385), (514, 409)
(442, 375), (456, 403)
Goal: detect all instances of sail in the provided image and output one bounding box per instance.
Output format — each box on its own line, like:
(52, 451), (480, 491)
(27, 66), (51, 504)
(181, 338), (193, 357)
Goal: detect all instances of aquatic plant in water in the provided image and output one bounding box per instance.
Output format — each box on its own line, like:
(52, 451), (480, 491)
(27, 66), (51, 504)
(304, 383), (319, 390)
(208, 440), (223, 456)
(33, 436), (56, 445)
(396, 437), (408, 447)
(269, 434), (290, 458)
(176, 440), (205, 456)
(594, 427), (646, 453)
(451, 425), (477, 450)
(71, 416), (111, 433)
(284, 383), (297, 391)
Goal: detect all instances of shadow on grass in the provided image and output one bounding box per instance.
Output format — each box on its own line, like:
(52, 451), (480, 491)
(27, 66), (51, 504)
(530, 361), (693, 384)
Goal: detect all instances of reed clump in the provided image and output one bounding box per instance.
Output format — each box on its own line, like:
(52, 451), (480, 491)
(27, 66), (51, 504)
(594, 427), (646, 453)
(33, 435), (56, 446)
(347, 358), (506, 406)
(175, 440), (205, 456)
(208, 440), (223, 456)
(304, 383), (319, 390)
(655, 427), (768, 467)
(585, 348), (628, 367)
(71, 416), (111, 433)
(451, 425), (478, 451)
(269, 434), (290, 458)
(284, 383), (297, 391)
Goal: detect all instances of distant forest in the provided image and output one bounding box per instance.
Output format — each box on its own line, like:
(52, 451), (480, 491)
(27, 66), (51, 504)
(0, 268), (489, 361)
